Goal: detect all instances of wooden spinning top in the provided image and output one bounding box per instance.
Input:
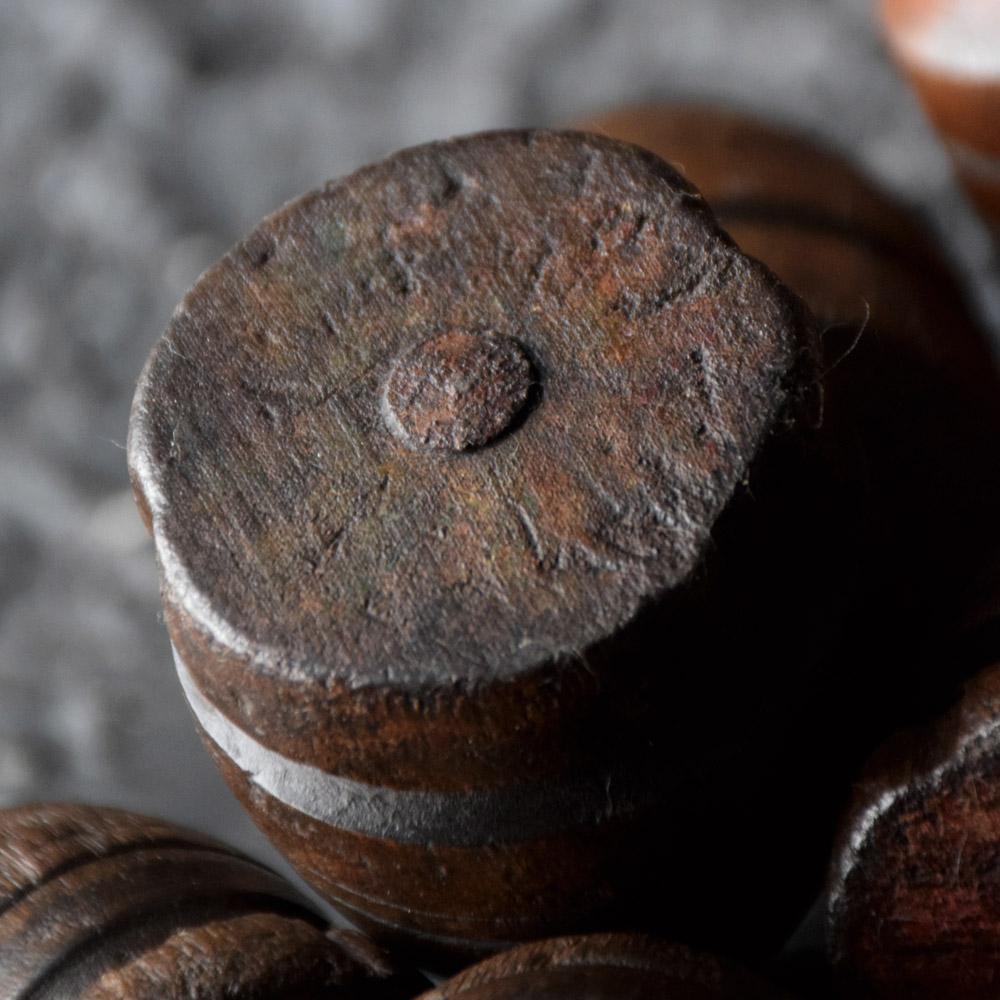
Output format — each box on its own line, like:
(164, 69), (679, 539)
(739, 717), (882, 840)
(0, 803), (423, 999)
(129, 128), (820, 953)
(579, 104), (1000, 967)
(416, 934), (789, 999)
(582, 103), (1000, 703)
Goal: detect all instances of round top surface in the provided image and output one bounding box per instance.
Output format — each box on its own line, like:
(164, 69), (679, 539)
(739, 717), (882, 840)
(129, 129), (808, 691)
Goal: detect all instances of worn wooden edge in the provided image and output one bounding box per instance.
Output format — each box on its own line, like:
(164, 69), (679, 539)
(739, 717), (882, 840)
(416, 933), (792, 998)
(127, 128), (821, 793)
(827, 660), (1000, 961)
(880, 0), (1000, 233)
(0, 802), (427, 998)
(129, 127), (820, 699)
(575, 100), (995, 330)
(577, 102), (943, 262)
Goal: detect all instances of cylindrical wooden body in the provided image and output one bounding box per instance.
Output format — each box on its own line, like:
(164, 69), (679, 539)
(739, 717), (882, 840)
(130, 128), (835, 959)
(0, 803), (422, 999)
(582, 102), (1000, 730)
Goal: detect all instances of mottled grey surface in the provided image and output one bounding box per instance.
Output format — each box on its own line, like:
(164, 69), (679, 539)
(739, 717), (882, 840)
(0, 0), (997, 925)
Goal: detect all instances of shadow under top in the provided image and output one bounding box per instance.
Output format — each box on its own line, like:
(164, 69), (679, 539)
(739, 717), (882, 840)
(128, 129), (811, 692)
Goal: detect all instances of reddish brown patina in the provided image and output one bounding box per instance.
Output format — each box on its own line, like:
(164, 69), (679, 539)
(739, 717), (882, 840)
(582, 103), (1000, 692)
(829, 663), (1000, 999)
(0, 803), (424, 999)
(416, 934), (790, 1000)
(881, 0), (1000, 236)
(130, 128), (821, 957)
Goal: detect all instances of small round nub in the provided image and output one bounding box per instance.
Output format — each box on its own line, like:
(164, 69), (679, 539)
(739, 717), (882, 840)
(383, 331), (533, 452)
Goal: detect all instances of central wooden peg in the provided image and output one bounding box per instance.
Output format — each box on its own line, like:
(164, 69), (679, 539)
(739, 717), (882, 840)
(383, 331), (533, 452)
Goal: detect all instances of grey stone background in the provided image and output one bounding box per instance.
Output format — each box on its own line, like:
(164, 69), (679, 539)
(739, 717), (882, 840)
(1, 0), (997, 930)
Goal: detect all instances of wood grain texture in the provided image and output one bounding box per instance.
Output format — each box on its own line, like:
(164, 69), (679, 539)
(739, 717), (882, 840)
(829, 663), (1000, 998)
(0, 803), (424, 999)
(416, 934), (791, 1000)
(580, 105), (1000, 985)
(129, 127), (825, 957)
(582, 102), (1000, 728)
(130, 127), (814, 709)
